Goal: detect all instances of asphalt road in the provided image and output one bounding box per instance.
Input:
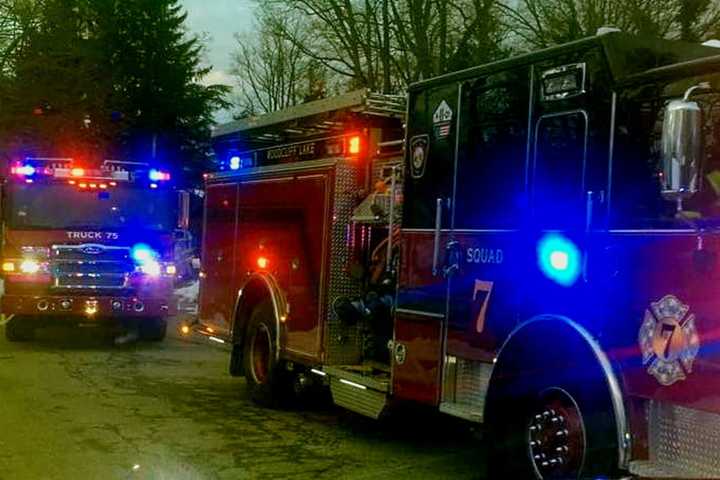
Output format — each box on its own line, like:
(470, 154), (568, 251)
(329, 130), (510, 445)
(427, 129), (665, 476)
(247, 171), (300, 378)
(0, 319), (485, 480)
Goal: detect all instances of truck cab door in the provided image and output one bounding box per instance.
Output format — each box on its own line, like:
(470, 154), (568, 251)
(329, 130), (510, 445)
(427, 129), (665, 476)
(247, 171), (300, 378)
(441, 69), (532, 414)
(393, 83), (458, 405)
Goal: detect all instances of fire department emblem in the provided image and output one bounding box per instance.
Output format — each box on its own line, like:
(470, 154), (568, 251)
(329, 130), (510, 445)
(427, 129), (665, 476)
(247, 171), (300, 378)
(410, 134), (429, 179)
(638, 294), (700, 386)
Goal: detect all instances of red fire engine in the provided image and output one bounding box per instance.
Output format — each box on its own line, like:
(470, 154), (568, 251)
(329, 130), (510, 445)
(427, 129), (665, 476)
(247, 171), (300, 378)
(1, 158), (181, 341)
(194, 32), (720, 479)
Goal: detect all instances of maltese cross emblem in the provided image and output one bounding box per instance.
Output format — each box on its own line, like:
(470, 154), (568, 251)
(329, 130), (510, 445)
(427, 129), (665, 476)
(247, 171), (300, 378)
(638, 294), (700, 386)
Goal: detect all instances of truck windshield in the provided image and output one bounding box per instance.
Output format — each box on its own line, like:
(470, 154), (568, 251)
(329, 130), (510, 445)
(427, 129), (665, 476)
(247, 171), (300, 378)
(5, 183), (175, 231)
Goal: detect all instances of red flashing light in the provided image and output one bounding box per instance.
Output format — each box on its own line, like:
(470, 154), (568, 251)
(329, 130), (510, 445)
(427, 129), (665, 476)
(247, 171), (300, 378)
(348, 135), (361, 155)
(79, 183), (88, 189)
(68, 180), (76, 185)
(71, 168), (85, 177)
(256, 256), (269, 269)
(99, 183), (107, 189)
(89, 183), (97, 189)
(109, 182), (117, 186)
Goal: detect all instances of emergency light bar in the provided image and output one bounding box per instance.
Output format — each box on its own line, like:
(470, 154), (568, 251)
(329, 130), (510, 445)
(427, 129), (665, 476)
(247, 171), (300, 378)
(9, 159), (171, 185)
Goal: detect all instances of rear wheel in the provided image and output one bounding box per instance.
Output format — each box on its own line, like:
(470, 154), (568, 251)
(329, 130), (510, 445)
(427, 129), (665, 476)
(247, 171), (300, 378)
(243, 301), (289, 407)
(139, 317), (167, 341)
(5, 316), (36, 342)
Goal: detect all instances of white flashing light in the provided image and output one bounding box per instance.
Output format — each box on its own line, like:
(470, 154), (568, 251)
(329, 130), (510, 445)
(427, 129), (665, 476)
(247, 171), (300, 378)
(310, 368), (326, 377)
(209, 336), (225, 344)
(148, 169), (170, 182)
(140, 260), (161, 276)
(229, 156), (241, 170)
(12, 165), (36, 176)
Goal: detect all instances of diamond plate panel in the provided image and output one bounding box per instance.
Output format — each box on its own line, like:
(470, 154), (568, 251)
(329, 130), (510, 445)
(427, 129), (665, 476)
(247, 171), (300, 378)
(647, 401), (720, 478)
(324, 161), (364, 364)
(455, 358), (493, 408)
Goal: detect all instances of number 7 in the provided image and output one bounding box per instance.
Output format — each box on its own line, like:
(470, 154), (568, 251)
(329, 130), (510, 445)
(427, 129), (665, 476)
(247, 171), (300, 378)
(473, 280), (494, 333)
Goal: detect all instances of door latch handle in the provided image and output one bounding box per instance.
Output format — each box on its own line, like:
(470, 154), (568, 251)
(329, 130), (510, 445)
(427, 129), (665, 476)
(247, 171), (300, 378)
(443, 240), (461, 278)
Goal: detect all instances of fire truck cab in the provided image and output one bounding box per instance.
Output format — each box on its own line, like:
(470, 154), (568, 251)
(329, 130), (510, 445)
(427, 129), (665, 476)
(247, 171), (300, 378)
(198, 33), (720, 479)
(1, 158), (179, 341)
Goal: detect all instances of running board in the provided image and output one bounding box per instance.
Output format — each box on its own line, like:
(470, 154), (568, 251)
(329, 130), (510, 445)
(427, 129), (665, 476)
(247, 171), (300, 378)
(439, 401), (484, 423)
(179, 321), (232, 350)
(323, 365), (390, 419)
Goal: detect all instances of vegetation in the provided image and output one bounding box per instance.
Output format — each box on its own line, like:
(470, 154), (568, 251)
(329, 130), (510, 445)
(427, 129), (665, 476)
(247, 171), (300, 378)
(0, 0), (229, 177)
(232, 0), (720, 116)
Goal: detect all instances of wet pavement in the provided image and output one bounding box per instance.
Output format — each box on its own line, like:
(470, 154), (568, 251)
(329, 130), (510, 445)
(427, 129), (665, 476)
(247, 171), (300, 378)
(0, 319), (485, 480)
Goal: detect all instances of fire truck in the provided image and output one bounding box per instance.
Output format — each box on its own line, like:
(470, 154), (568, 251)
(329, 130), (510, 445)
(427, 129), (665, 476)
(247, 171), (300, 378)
(194, 32), (720, 478)
(1, 158), (181, 342)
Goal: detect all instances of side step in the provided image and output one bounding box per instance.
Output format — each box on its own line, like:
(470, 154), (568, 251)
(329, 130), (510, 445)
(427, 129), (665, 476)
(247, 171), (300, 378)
(323, 364), (390, 420)
(438, 402), (483, 423)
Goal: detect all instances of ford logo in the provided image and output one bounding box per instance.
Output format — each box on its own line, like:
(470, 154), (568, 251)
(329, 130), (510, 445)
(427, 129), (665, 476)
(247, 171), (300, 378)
(80, 245), (104, 255)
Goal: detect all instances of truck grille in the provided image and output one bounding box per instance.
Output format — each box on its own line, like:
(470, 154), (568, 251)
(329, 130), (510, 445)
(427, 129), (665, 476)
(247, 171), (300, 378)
(51, 244), (133, 290)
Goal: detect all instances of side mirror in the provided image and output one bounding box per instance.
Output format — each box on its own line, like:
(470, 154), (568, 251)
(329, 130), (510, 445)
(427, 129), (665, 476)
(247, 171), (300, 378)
(177, 190), (190, 230)
(661, 86), (707, 211)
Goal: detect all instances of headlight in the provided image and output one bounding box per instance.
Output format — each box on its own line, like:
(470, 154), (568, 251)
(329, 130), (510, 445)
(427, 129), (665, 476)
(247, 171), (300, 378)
(20, 259), (41, 274)
(137, 260), (161, 277)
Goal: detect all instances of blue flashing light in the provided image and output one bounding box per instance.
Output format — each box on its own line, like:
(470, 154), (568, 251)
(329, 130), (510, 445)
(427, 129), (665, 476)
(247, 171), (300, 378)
(148, 169), (170, 182)
(537, 234), (581, 287)
(229, 156), (241, 170)
(131, 243), (157, 264)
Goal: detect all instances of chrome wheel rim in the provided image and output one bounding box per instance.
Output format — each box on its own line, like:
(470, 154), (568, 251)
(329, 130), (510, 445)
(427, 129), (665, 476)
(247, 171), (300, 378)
(250, 324), (271, 384)
(527, 387), (586, 480)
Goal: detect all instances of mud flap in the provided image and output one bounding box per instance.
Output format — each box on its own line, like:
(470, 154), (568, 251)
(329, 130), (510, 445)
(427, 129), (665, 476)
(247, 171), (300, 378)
(229, 343), (245, 376)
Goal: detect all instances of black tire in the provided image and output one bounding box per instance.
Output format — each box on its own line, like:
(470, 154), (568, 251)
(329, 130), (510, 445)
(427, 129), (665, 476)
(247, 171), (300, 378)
(242, 301), (290, 407)
(5, 316), (35, 342)
(139, 317), (167, 342)
(487, 365), (619, 480)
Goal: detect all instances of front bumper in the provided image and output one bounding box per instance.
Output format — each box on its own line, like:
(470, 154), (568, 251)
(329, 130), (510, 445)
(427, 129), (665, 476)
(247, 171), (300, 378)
(1, 294), (176, 318)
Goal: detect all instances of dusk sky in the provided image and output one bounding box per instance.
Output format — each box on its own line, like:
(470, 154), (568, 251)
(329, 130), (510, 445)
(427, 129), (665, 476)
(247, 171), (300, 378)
(182, 0), (256, 122)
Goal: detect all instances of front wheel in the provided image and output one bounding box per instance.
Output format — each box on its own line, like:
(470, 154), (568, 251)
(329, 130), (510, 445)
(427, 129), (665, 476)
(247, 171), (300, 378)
(242, 301), (290, 407)
(487, 373), (619, 479)
(139, 317), (167, 341)
(5, 315), (36, 342)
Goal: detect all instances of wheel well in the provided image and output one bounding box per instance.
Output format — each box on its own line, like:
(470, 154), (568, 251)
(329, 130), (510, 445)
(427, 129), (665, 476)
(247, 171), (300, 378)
(486, 315), (629, 469)
(229, 275), (284, 377)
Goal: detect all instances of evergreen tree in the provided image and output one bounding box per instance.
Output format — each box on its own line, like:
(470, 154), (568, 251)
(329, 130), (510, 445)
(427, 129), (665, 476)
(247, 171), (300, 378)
(0, 0), (228, 179)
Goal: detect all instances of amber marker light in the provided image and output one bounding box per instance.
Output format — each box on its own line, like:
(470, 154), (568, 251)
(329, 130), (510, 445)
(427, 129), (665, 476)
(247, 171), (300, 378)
(2, 261), (15, 272)
(181, 325), (190, 335)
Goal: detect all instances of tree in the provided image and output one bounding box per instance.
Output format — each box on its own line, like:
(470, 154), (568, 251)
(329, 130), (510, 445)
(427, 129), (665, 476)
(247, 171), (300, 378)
(501, 0), (720, 50)
(251, 0), (507, 97)
(231, 6), (323, 116)
(0, 0), (107, 160)
(0, 0), (229, 177)
(93, 0), (229, 172)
